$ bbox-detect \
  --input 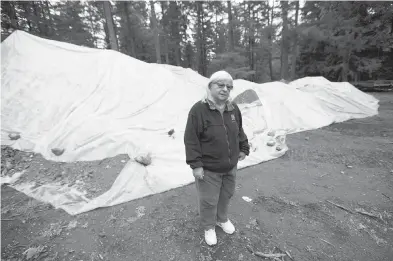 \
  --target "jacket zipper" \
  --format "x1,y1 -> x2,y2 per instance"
220,111 -> 231,165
